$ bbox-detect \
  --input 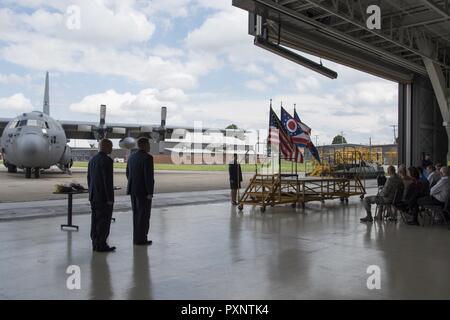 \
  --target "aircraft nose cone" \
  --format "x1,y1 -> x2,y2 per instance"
17,134 -> 47,166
